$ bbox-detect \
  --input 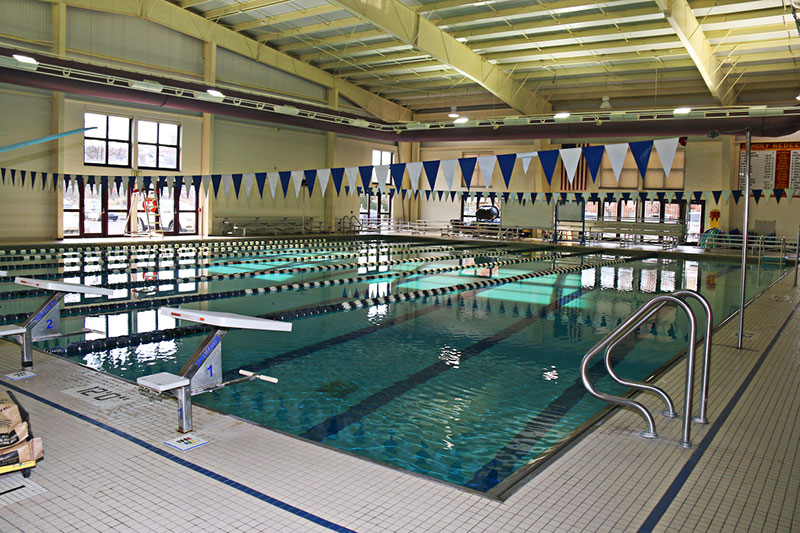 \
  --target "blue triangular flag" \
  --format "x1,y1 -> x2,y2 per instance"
41,172 -> 48,190
559,192 -> 568,203
231,173 -> 243,198
582,145 -> 605,182
10,169 -> 16,185
574,192 -> 583,203
423,160 -> 440,190
674,191 -> 684,203
606,192 -> 616,203
279,171 -> 291,198
86,175 -> 95,192
773,188 -> 784,203
158,176 -> 168,194
458,157 -> 477,190
357,187 -> 363,196
516,192 -> 525,203
731,190 -> 742,204
693,191 -> 703,203
304,170 -> 316,196
425,190 -> 431,200
544,192 -> 553,204
475,191 -> 483,202
0,168 -> 4,183
502,192 -> 510,203
656,191 -> 666,202
142,175 -> 151,193
591,192 -> 600,202
254,173 -> 266,197
331,168 -> 345,196
712,190 -> 722,204
496,153 -> 516,188
30,171 -> 36,188
530,192 -> 537,203
175,176 -> 183,198
437,190 -> 444,201
358,166 -> 373,192
752,189 -> 762,203
192,175 -> 202,194
538,149 -> 559,185
401,189 -> 407,199
390,163 -> 406,191
638,191 -> 648,203
629,140 -> 654,180
211,174 -> 222,197
621,192 -> 631,202
450,191 -> 457,202
100,175 -> 107,193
